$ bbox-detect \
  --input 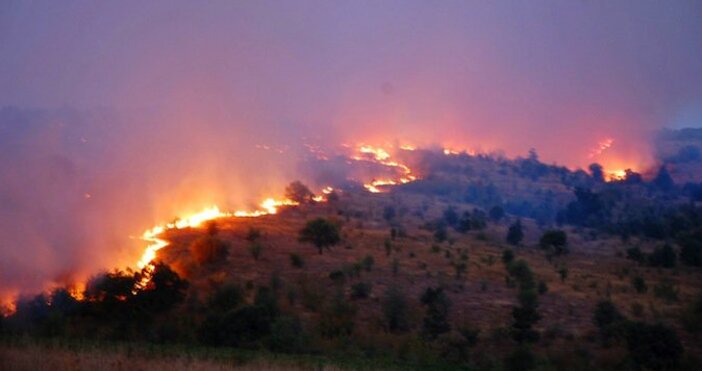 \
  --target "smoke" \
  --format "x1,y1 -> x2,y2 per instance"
1,1 -> 701,297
